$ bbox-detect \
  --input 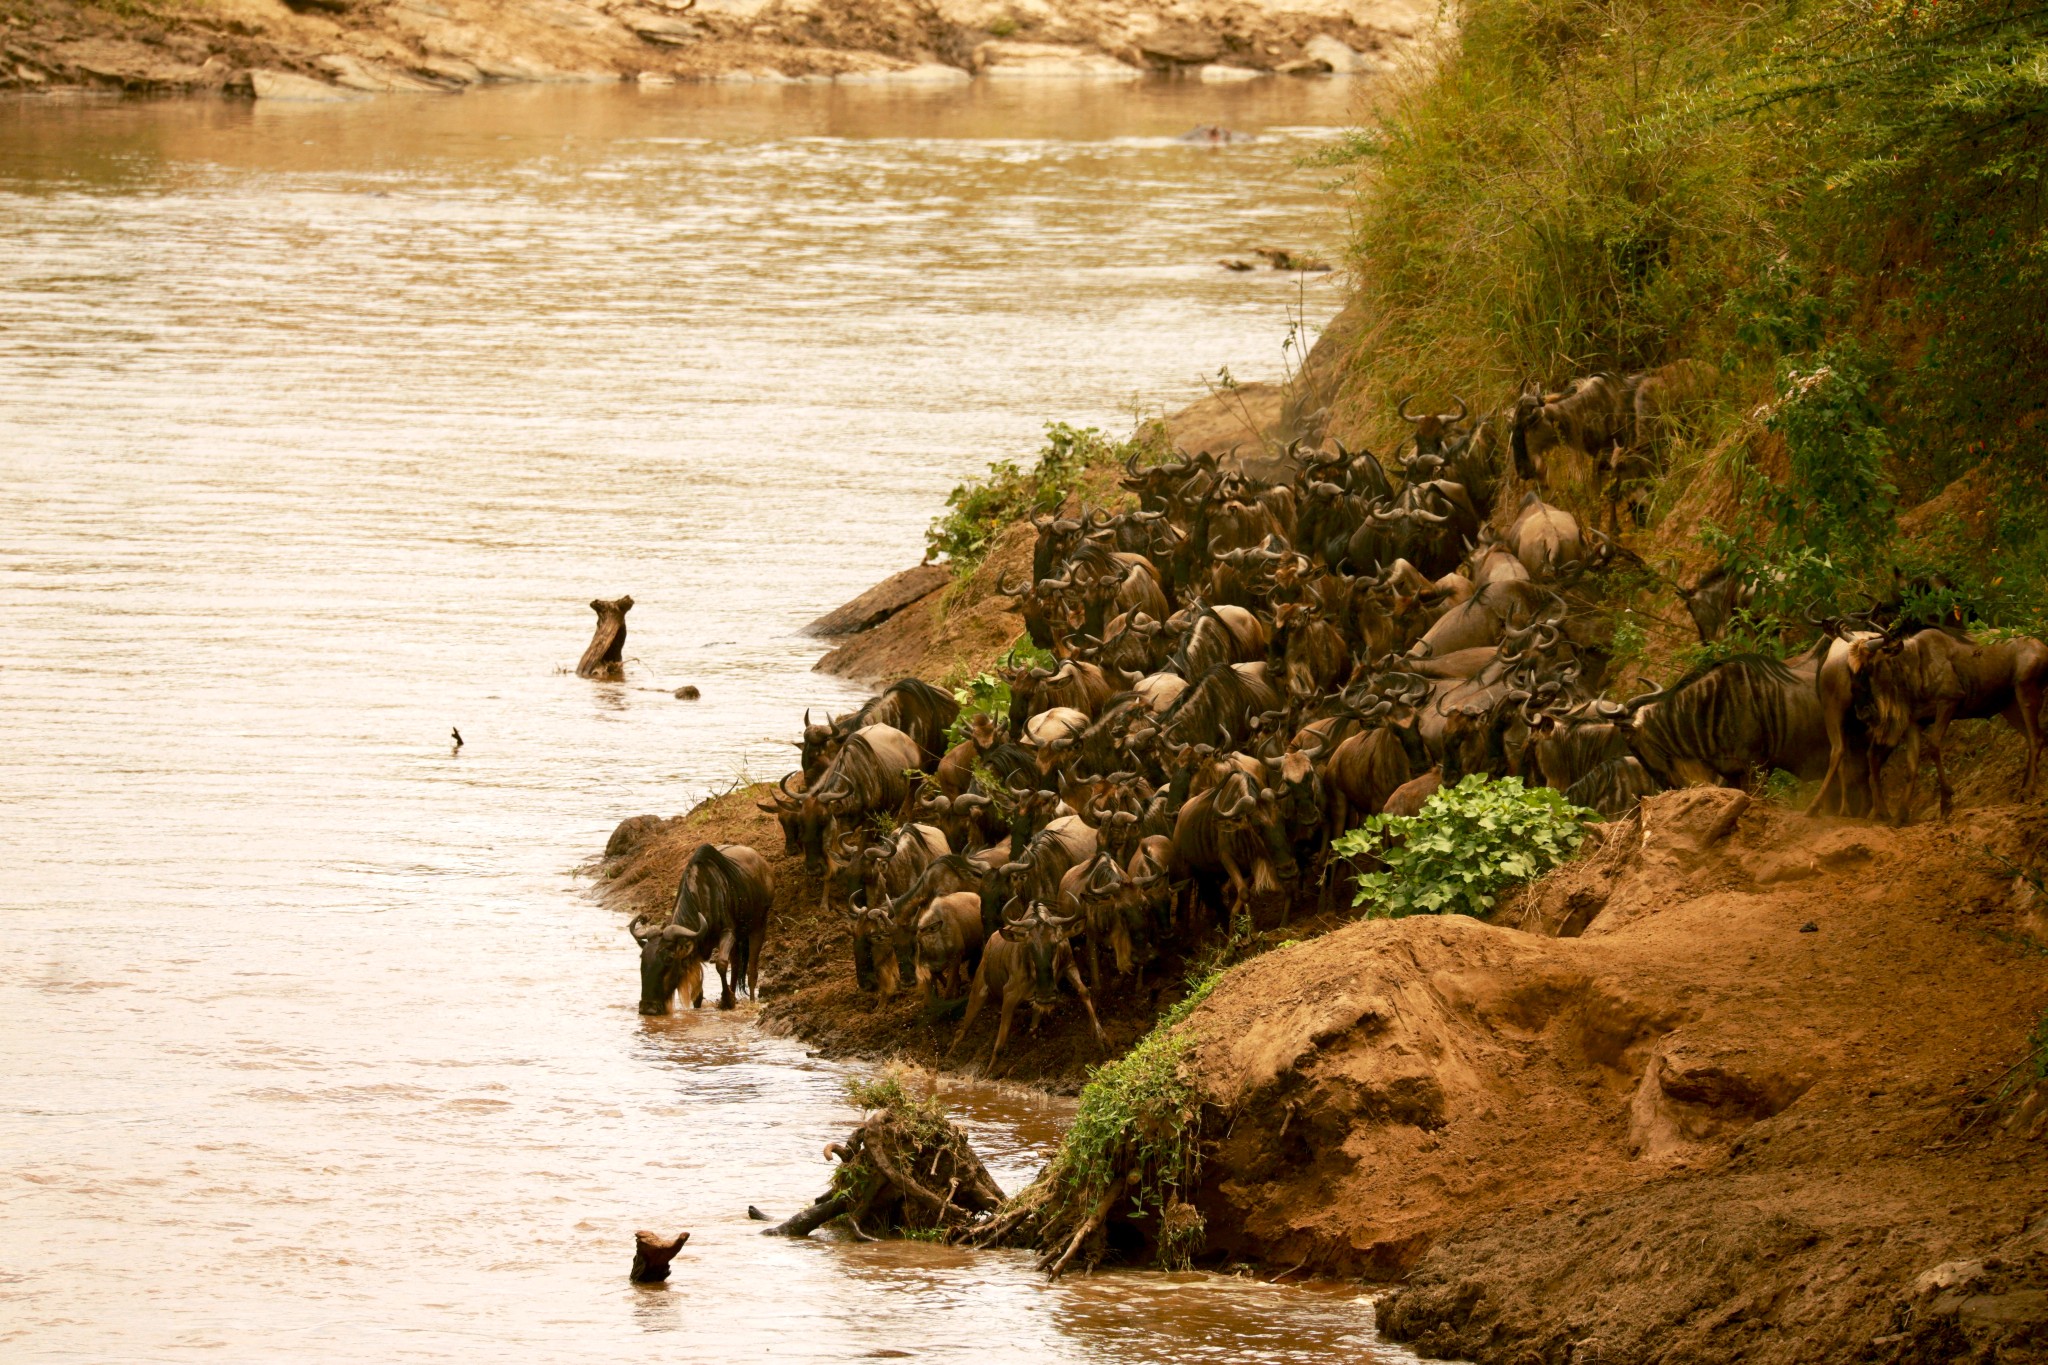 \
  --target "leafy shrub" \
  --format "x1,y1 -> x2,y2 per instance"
944,641 -> 1054,747
1048,970 -> 1223,1269
924,422 -> 1166,573
1334,775 -> 1594,919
